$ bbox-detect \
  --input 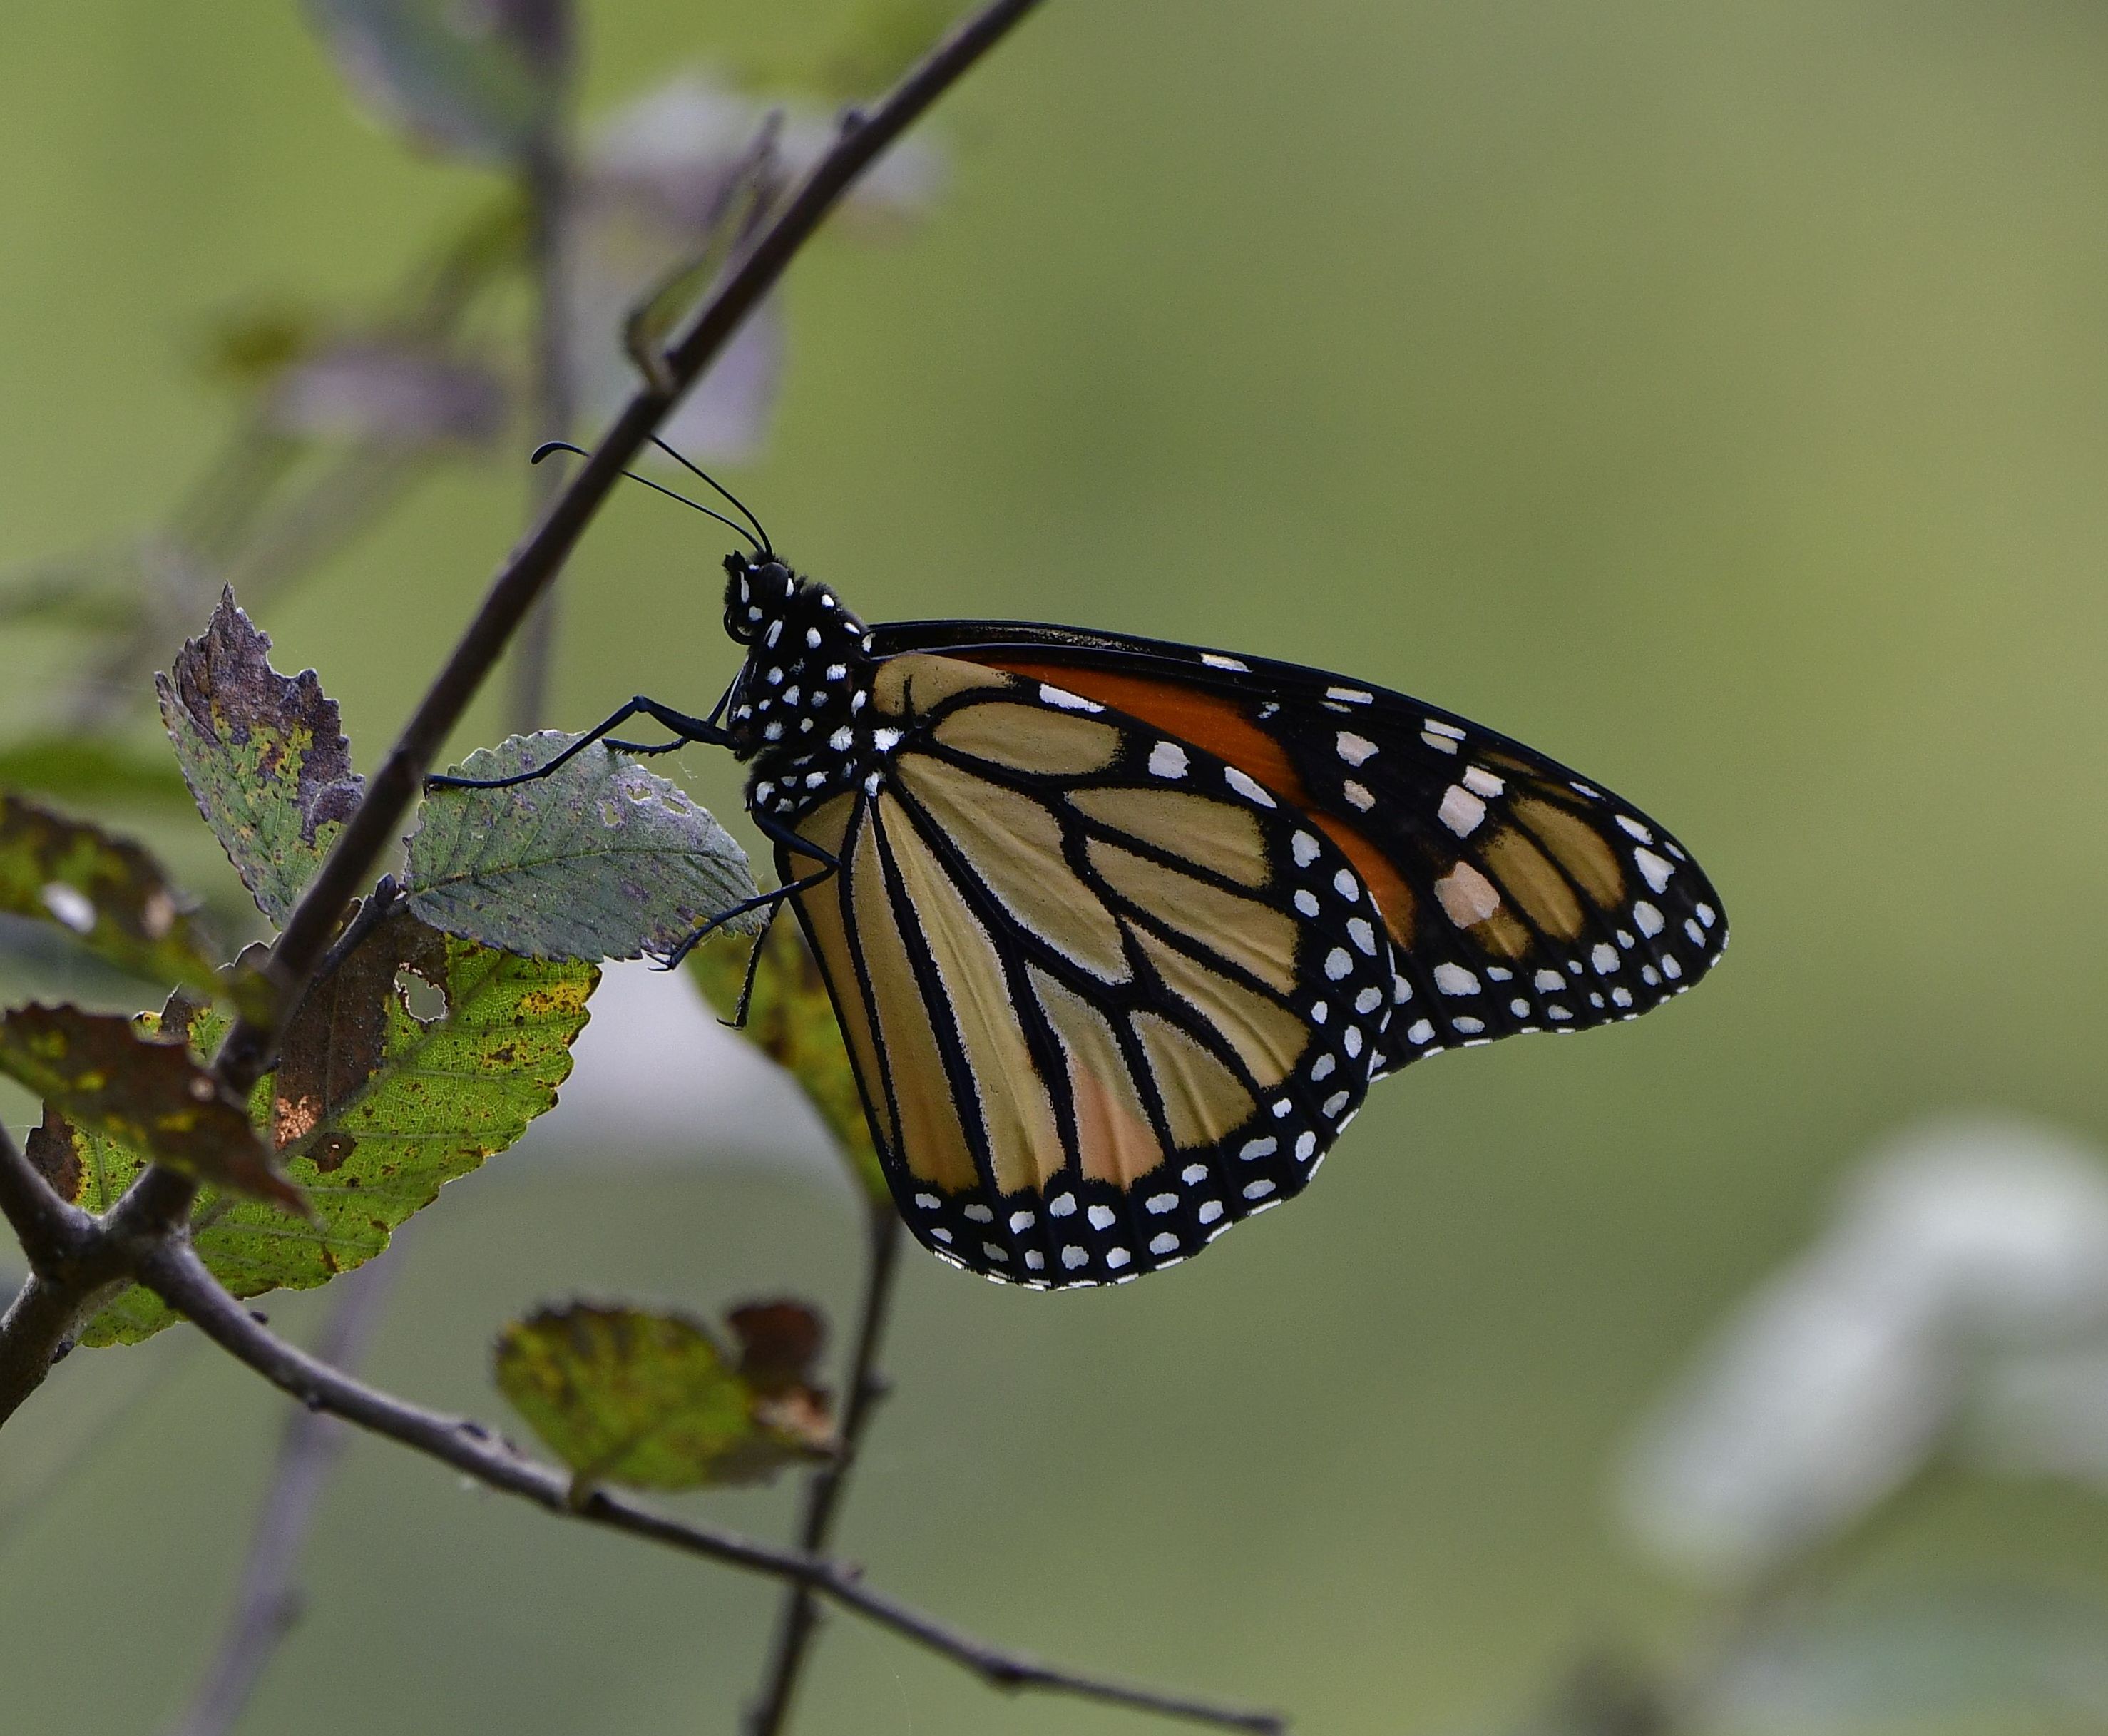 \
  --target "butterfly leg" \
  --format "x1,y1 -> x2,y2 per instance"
424,695 -> 730,792
657,807 -> 843,978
